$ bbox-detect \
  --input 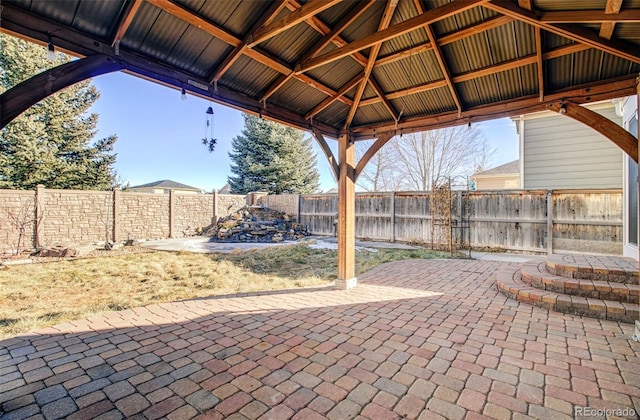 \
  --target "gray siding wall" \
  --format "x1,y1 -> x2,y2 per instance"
523,105 -> 623,189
